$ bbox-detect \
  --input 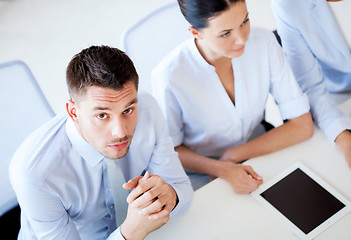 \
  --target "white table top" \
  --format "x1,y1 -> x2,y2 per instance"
148,97 -> 351,240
